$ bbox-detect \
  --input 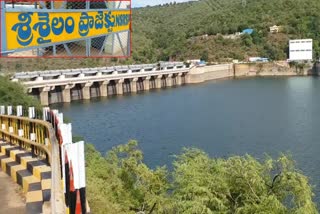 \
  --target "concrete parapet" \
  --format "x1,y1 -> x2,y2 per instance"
82,82 -> 93,100
155,75 -> 162,89
62,88 -> 70,103
58,75 -> 65,80
186,64 -> 234,84
176,73 -> 182,85
99,81 -> 109,97
61,84 -> 75,103
62,89 -> 70,103
144,77 -> 150,91
64,83 -> 75,90
36,76 -> 44,81
117,79 -> 124,95
131,78 -> 138,93
40,86 -> 51,106
167,74 -> 173,87
82,87 -> 90,100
